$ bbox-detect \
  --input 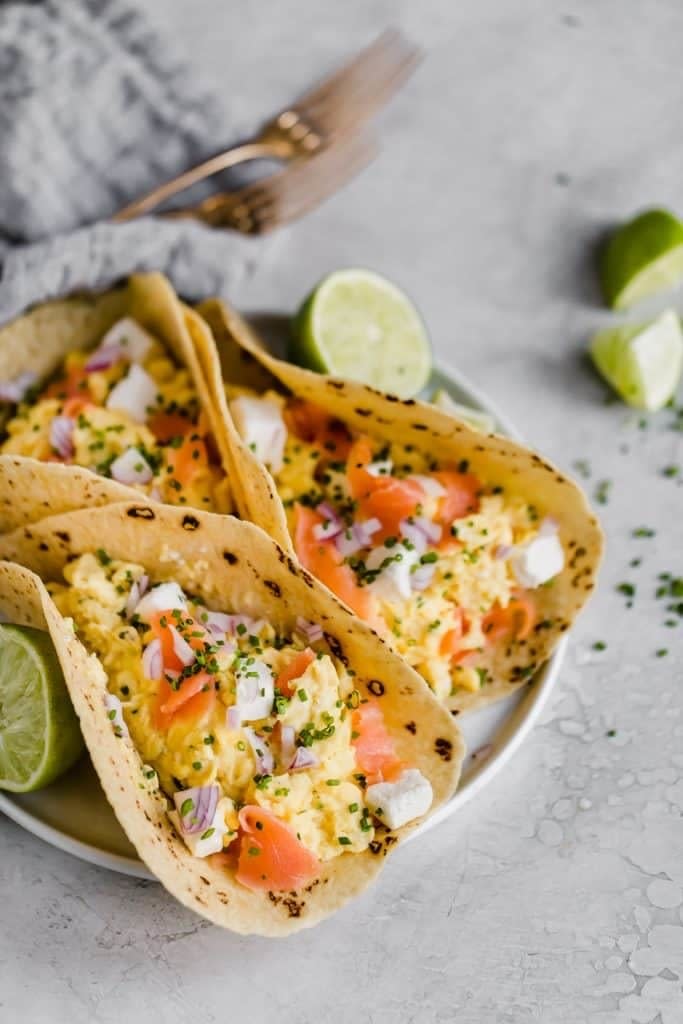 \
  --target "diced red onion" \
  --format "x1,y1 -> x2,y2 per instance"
170,625 -> 196,667
227,705 -> 242,730
226,614 -> 265,637
244,727 -> 274,774
411,563 -> 436,592
400,515 -> 441,552
289,747 -> 319,772
399,519 -> 428,553
313,502 -> 344,541
200,610 -> 233,636
85,345 -> 124,372
335,517 -> 383,558
408,474 -> 445,498
279,725 -> 296,765
141,637 -> 163,680
413,515 -> 442,544
49,416 -> 75,459
110,447 -> 154,486
539,517 -> 559,537
295,616 -> 324,644
173,784 -> 219,834
495,544 -> 514,560
0,371 -> 37,403
125,574 -> 149,619
366,459 -> 393,477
